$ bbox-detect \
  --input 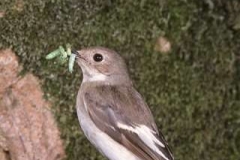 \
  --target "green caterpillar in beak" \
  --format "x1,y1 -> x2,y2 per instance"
46,44 -> 76,73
